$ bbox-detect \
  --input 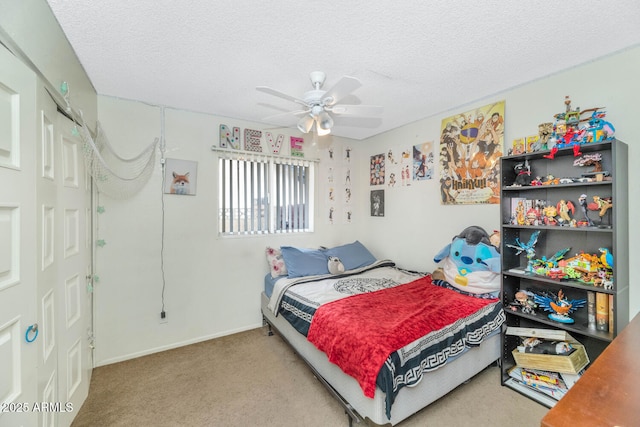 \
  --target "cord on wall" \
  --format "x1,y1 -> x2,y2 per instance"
159,107 -> 167,320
